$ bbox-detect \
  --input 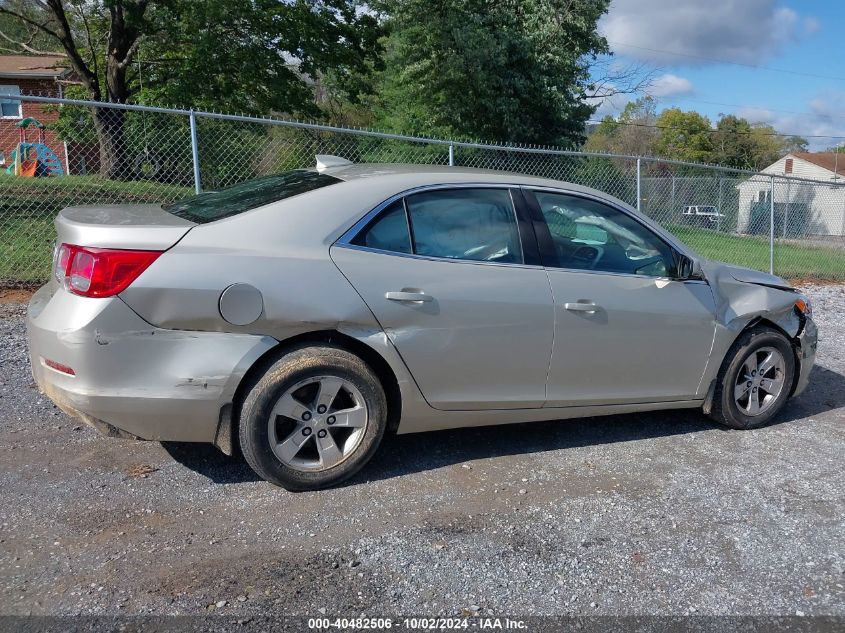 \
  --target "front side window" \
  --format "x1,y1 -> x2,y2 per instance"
406,188 -> 523,264
535,191 -> 675,277
0,85 -> 22,119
